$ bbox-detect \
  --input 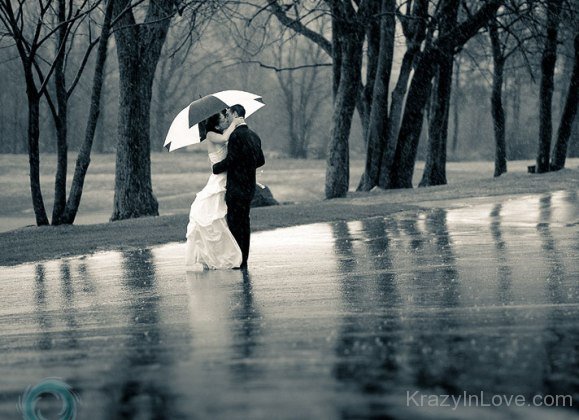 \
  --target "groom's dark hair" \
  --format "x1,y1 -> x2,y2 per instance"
229,104 -> 246,118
